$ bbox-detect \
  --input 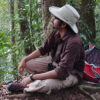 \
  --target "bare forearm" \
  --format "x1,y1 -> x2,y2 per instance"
24,49 -> 41,62
21,70 -> 58,87
33,70 -> 58,80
